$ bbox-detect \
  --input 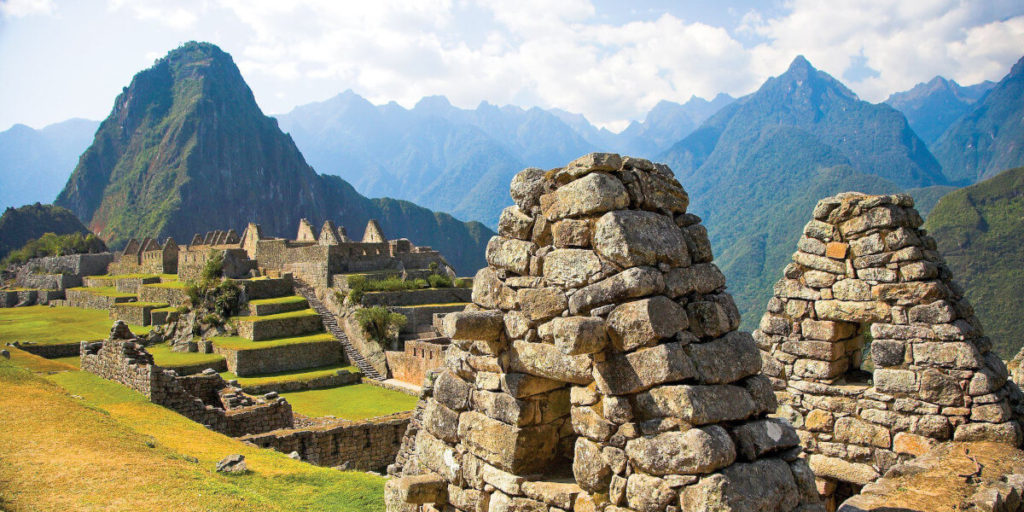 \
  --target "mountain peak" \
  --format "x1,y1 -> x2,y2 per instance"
413,95 -> 453,113
787,55 -> 814,74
